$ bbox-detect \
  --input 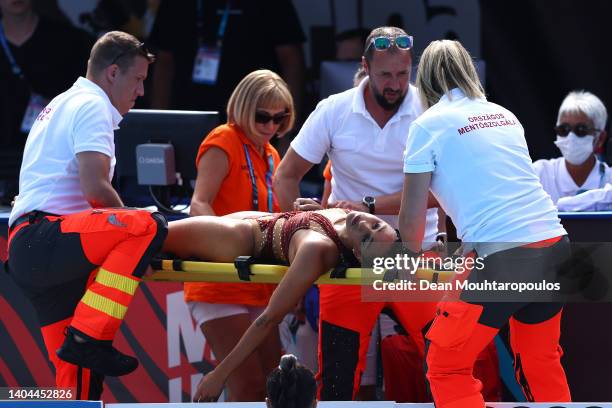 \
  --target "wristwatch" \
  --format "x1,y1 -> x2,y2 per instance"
362,196 -> 376,214
435,232 -> 448,244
